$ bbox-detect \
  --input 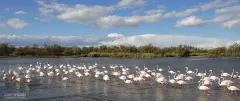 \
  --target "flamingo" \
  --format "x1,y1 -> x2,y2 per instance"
185,76 -> 194,83
202,80 -> 212,86
25,74 -> 31,79
185,67 -> 194,75
221,70 -> 231,78
2,73 -> 7,80
119,75 -> 127,81
175,71 -> 185,81
168,66 -> 175,74
103,74 -> 110,82
128,74 -> 134,79
62,76 -> 69,81
26,78 -> 31,83
15,77 -> 21,82
177,80 -> 187,87
227,83 -> 239,94
84,71 -> 90,76
209,70 -> 219,81
195,69 -> 204,77
168,76 -> 177,87
76,72 -> 83,78
232,72 -> 238,79
47,71 -> 54,78
125,79 -> 133,84
156,76 -> 167,87
218,77 -> 228,87
219,77 -> 234,87
198,79 -> 210,94
156,65 -> 163,72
